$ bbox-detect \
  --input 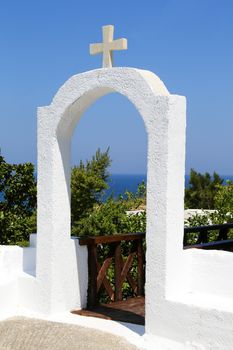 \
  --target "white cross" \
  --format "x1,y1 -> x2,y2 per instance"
90,25 -> 127,68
